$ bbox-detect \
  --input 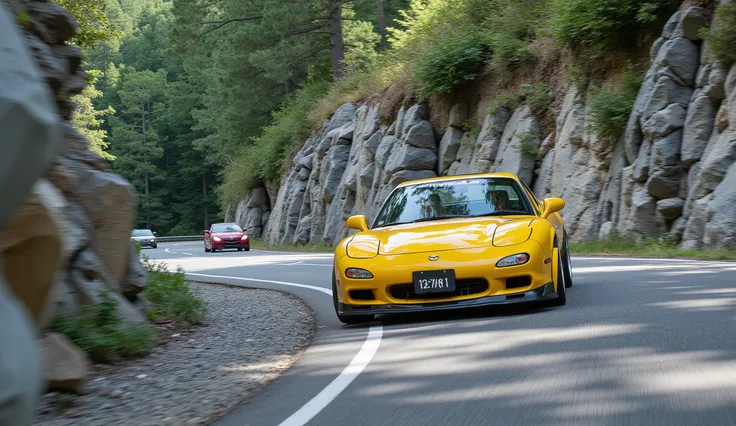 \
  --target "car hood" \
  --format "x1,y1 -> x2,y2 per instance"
346,216 -> 535,257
